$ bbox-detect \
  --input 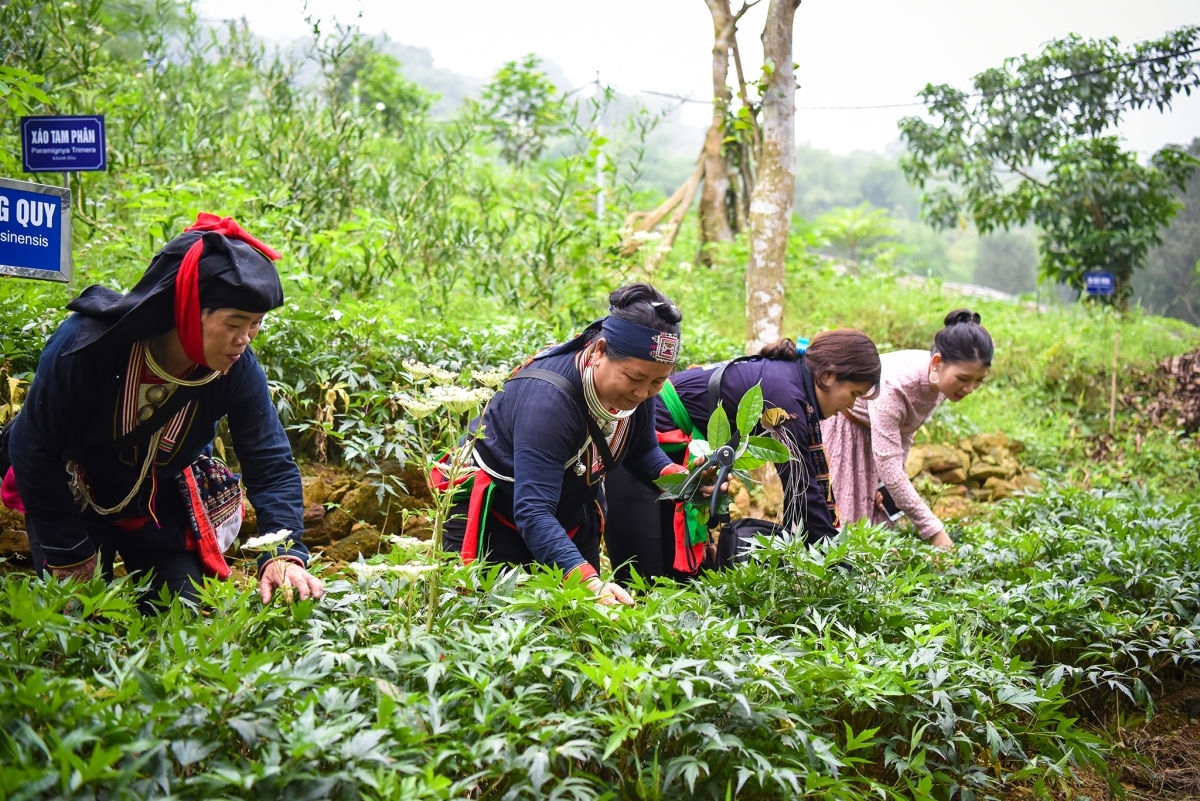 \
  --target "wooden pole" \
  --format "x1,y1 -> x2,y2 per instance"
1109,332 -> 1120,437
